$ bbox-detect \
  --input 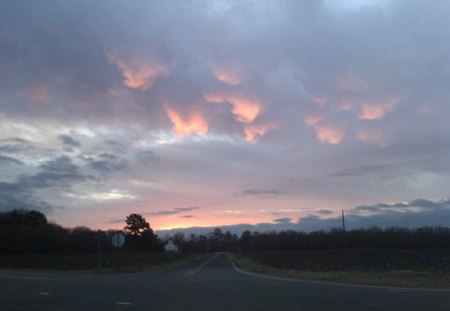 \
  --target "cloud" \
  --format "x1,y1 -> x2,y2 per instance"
164,104 -> 208,137
240,189 -> 284,196
0,138 -> 33,153
358,98 -> 400,120
212,63 -> 244,85
84,153 -> 128,173
316,209 -> 334,215
354,198 -> 450,213
330,164 -> 389,177
203,93 -> 261,123
244,123 -> 277,143
146,206 -> 199,216
273,217 -> 293,224
179,215 -> 195,219
107,53 -> 169,91
20,156 -> 92,189
0,154 -> 23,165
58,134 -> 81,147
